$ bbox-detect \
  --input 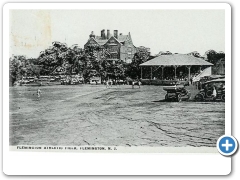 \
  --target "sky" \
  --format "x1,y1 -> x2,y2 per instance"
10,9 -> 225,58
